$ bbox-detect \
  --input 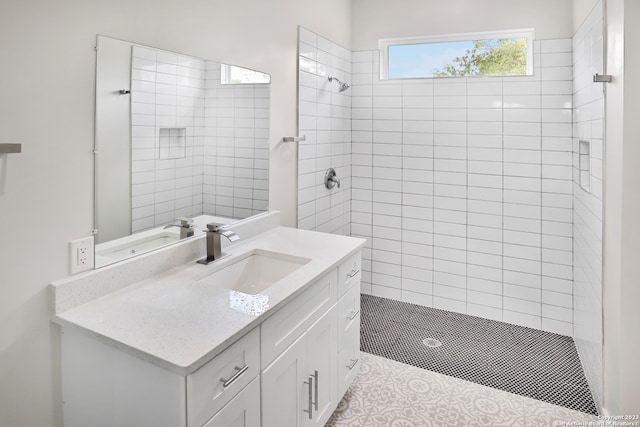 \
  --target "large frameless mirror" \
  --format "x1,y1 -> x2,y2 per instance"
94,35 -> 270,268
